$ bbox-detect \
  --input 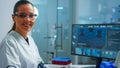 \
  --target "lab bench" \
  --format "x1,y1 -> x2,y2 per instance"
45,64 -> 96,68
